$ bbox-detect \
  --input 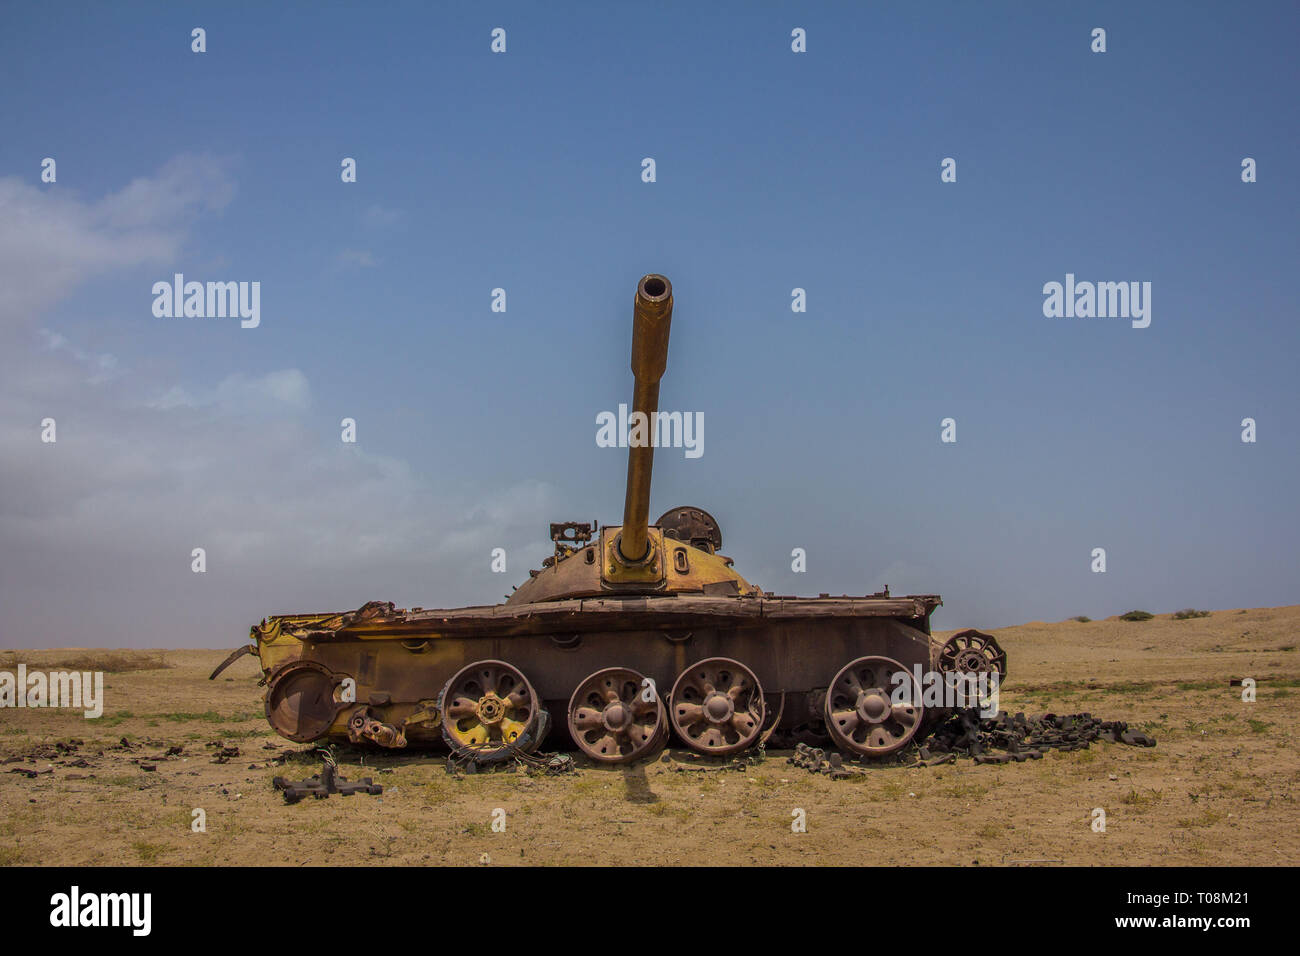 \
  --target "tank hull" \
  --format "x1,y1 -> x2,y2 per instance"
252,593 -> 943,751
